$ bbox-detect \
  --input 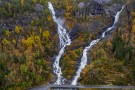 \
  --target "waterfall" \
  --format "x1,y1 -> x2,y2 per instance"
48,2 -> 71,85
71,5 -> 125,85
